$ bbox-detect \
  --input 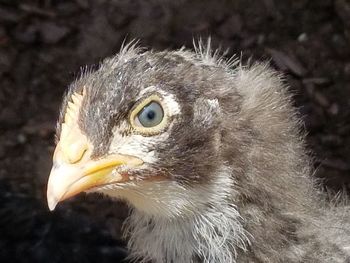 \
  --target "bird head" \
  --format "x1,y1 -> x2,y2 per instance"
47,44 -> 242,218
